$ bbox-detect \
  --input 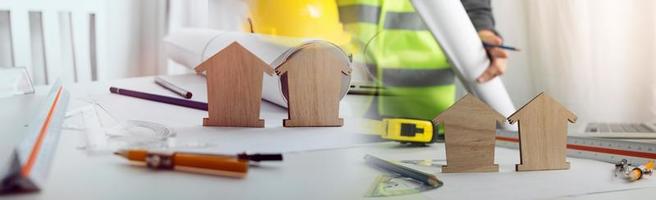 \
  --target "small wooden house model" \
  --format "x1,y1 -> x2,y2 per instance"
195,42 -> 274,127
433,94 -> 504,173
275,42 -> 351,127
509,92 -> 577,171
